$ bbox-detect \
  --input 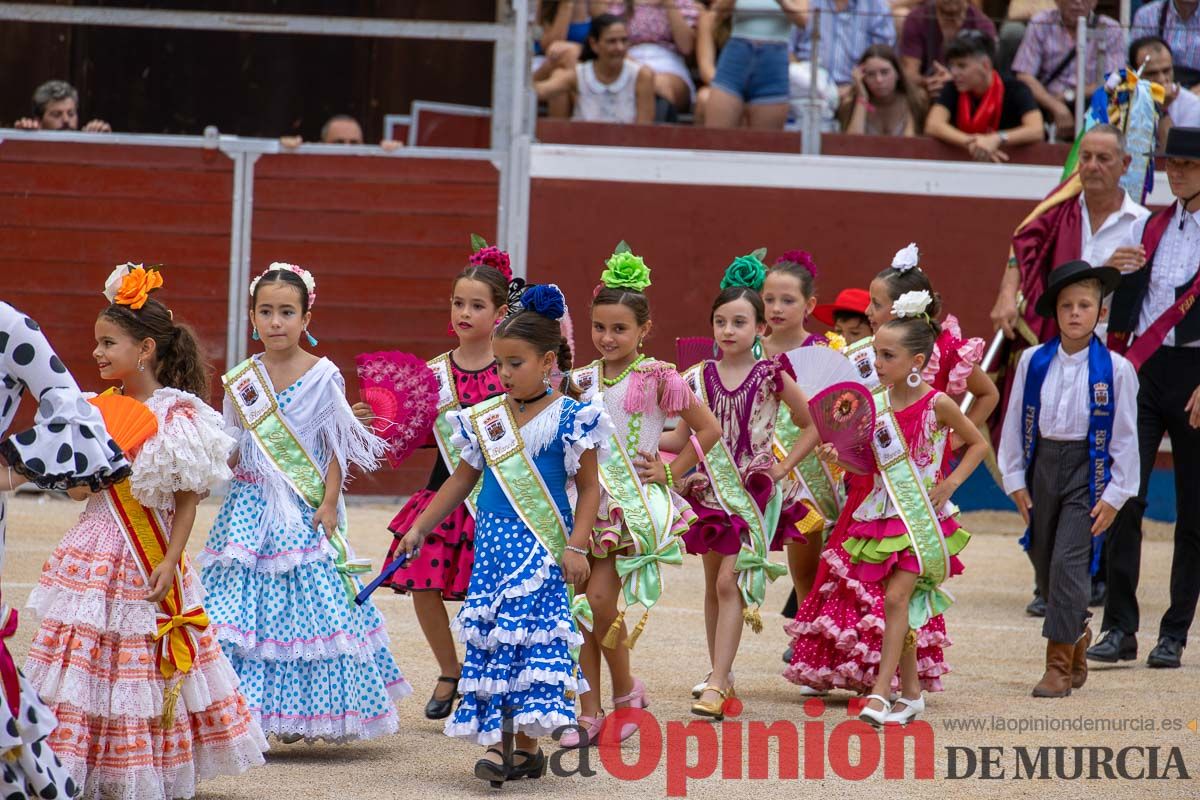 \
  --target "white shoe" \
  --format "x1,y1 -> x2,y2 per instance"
884,694 -> 925,725
692,671 -> 733,699
798,685 -> 828,697
858,694 -> 891,727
